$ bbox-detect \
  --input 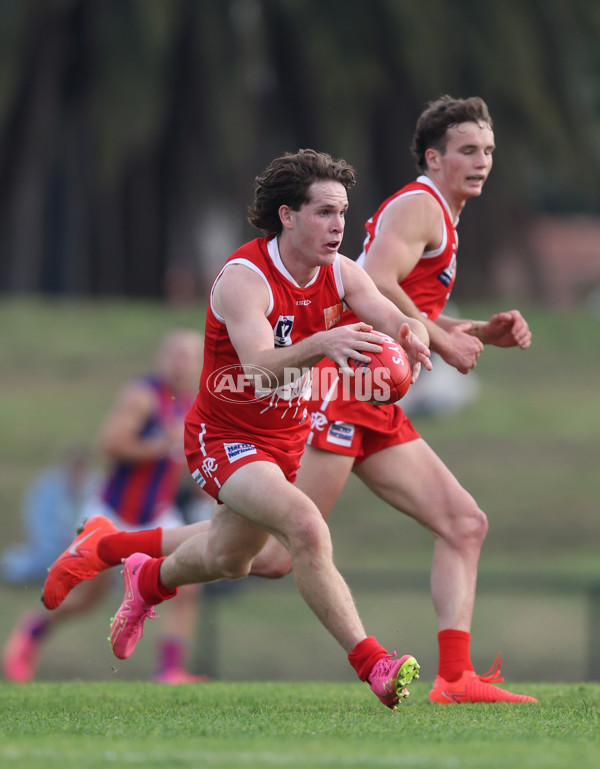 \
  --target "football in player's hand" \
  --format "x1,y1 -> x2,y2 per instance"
341,331 -> 411,404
